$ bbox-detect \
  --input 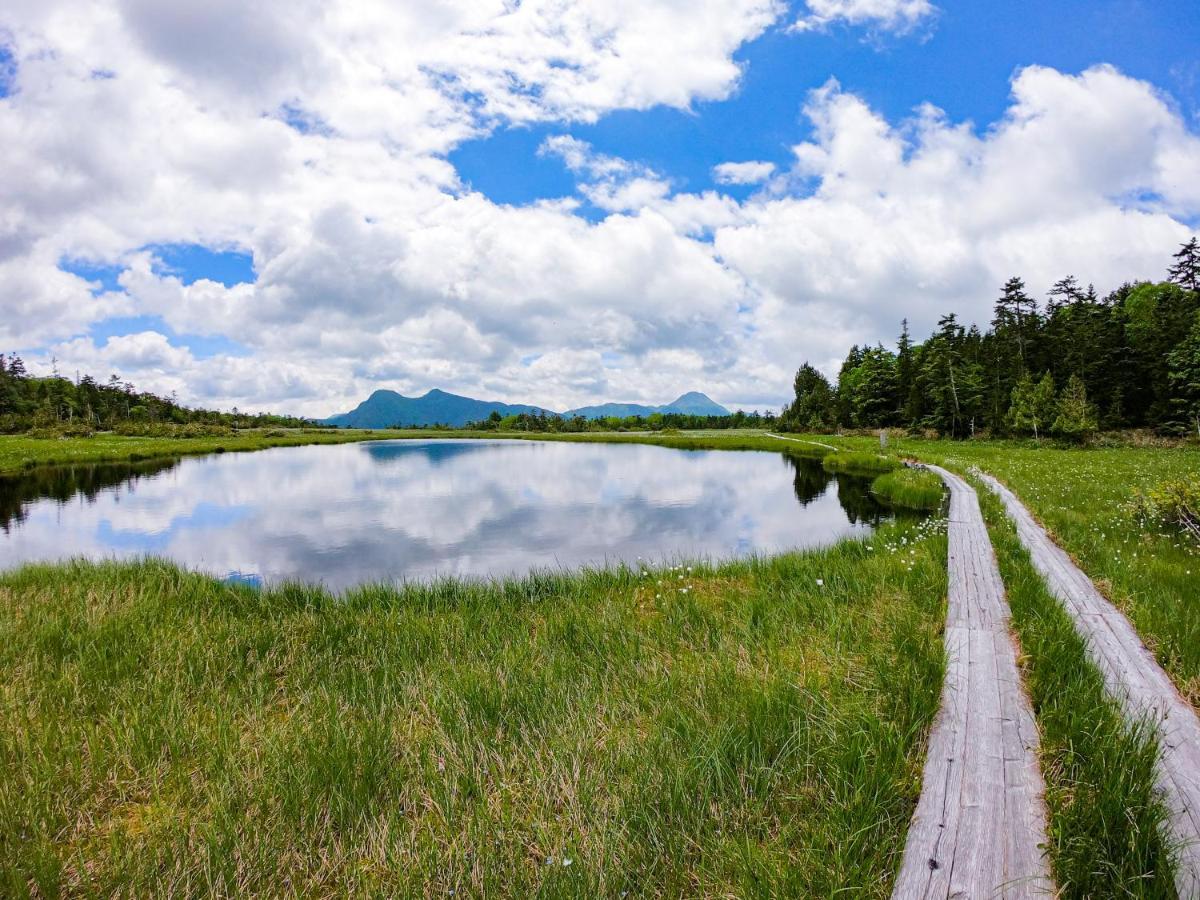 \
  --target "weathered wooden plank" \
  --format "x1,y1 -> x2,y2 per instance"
980,472 -> 1200,899
893,466 -> 1052,898
893,625 -> 971,899
949,626 -> 1006,896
